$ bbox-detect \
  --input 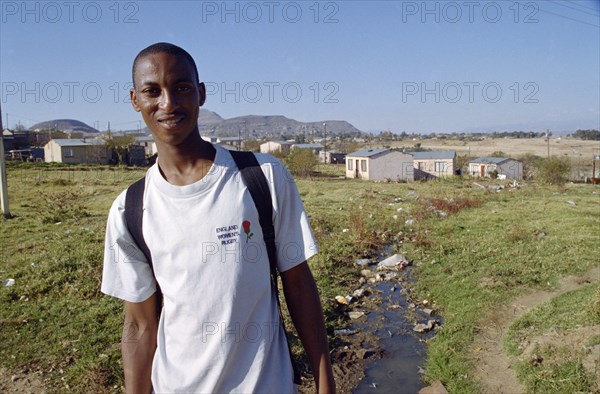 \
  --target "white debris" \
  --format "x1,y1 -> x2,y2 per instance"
349,311 -> 365,319
3,278 -> 15,287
